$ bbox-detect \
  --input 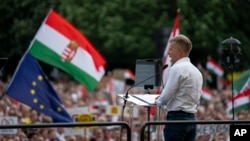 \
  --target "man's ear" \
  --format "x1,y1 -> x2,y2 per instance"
178,47 -> 183,54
